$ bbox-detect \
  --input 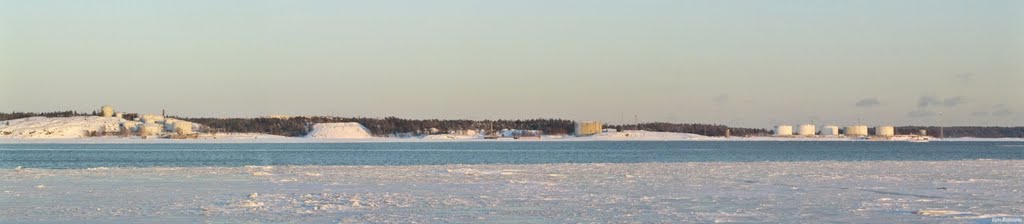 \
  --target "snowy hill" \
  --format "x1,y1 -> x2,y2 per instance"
305,123 -> 374,139
0,116 -> 126,139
